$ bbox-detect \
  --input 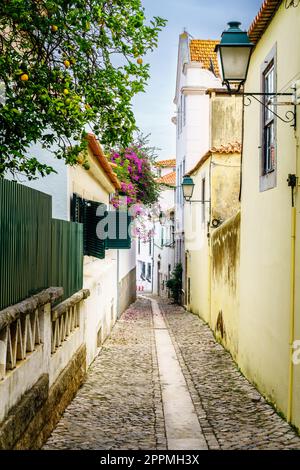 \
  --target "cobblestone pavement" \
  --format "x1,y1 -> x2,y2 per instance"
44,298 -> 166,450
159,299 -> 300,450
44,296 -> 300,450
